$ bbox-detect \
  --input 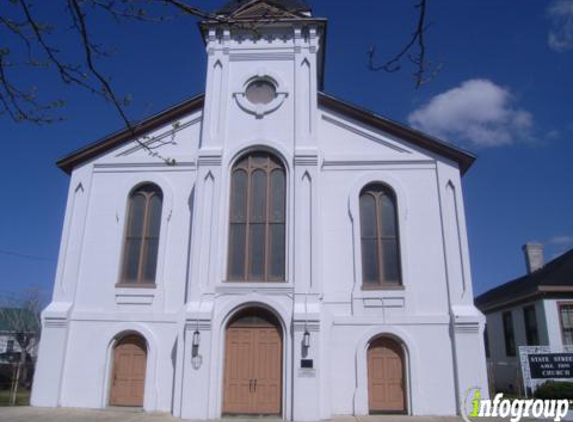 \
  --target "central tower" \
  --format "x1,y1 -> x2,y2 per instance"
199,0 -> 326,151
